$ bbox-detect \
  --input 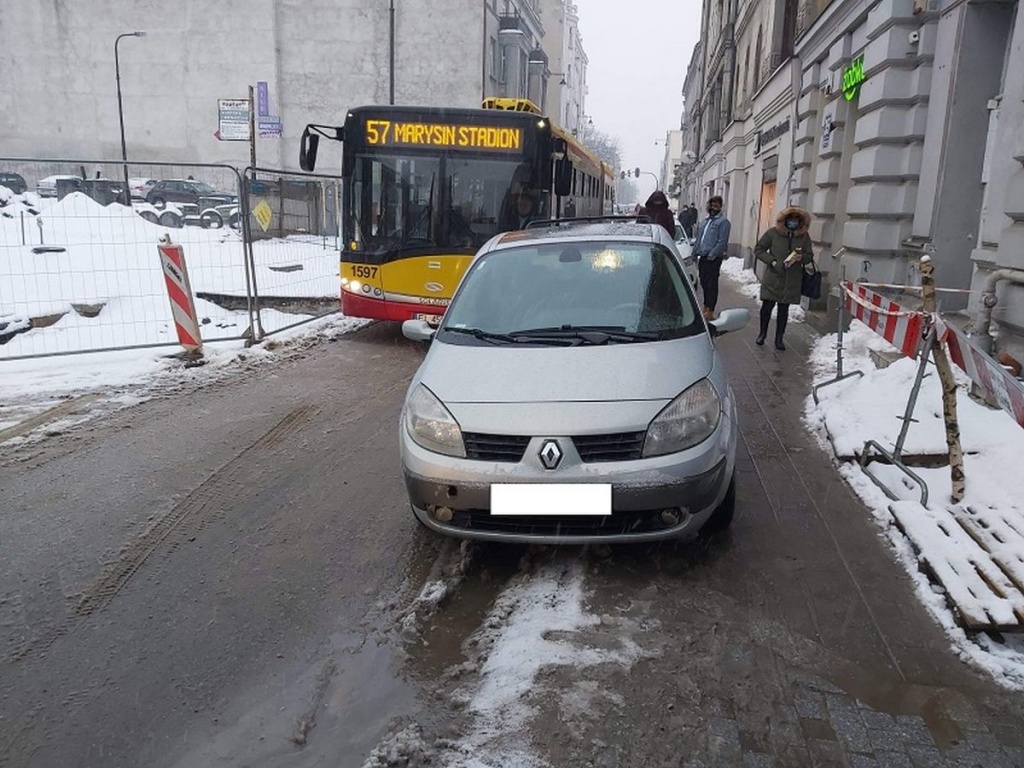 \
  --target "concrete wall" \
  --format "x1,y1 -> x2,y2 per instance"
1,0 -> 496,174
